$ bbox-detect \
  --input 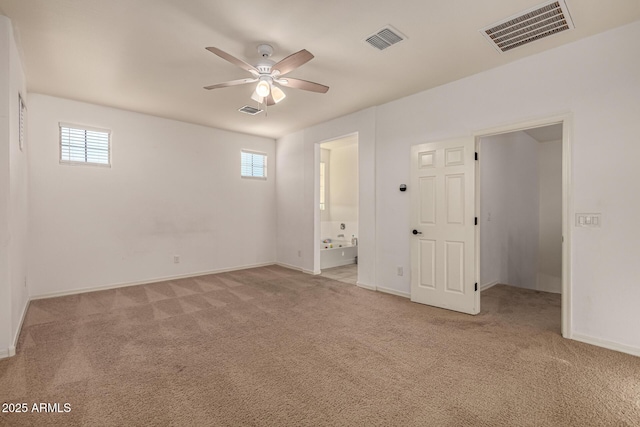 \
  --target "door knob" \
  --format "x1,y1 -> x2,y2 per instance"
412,229 -> 422,235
